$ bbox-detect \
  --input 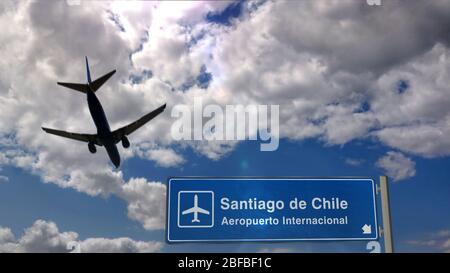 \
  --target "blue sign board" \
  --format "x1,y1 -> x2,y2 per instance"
167,178 -> 378,242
